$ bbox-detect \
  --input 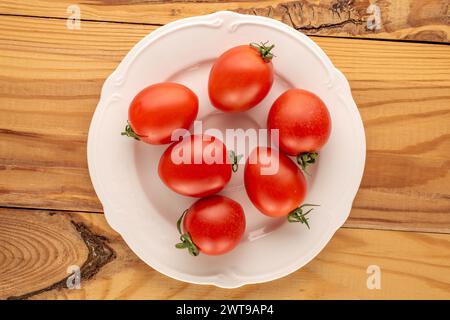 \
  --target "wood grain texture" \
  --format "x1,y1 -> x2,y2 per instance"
0,207 -> 449,300
0,15 -> 449,232
0,0 -> 449,42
